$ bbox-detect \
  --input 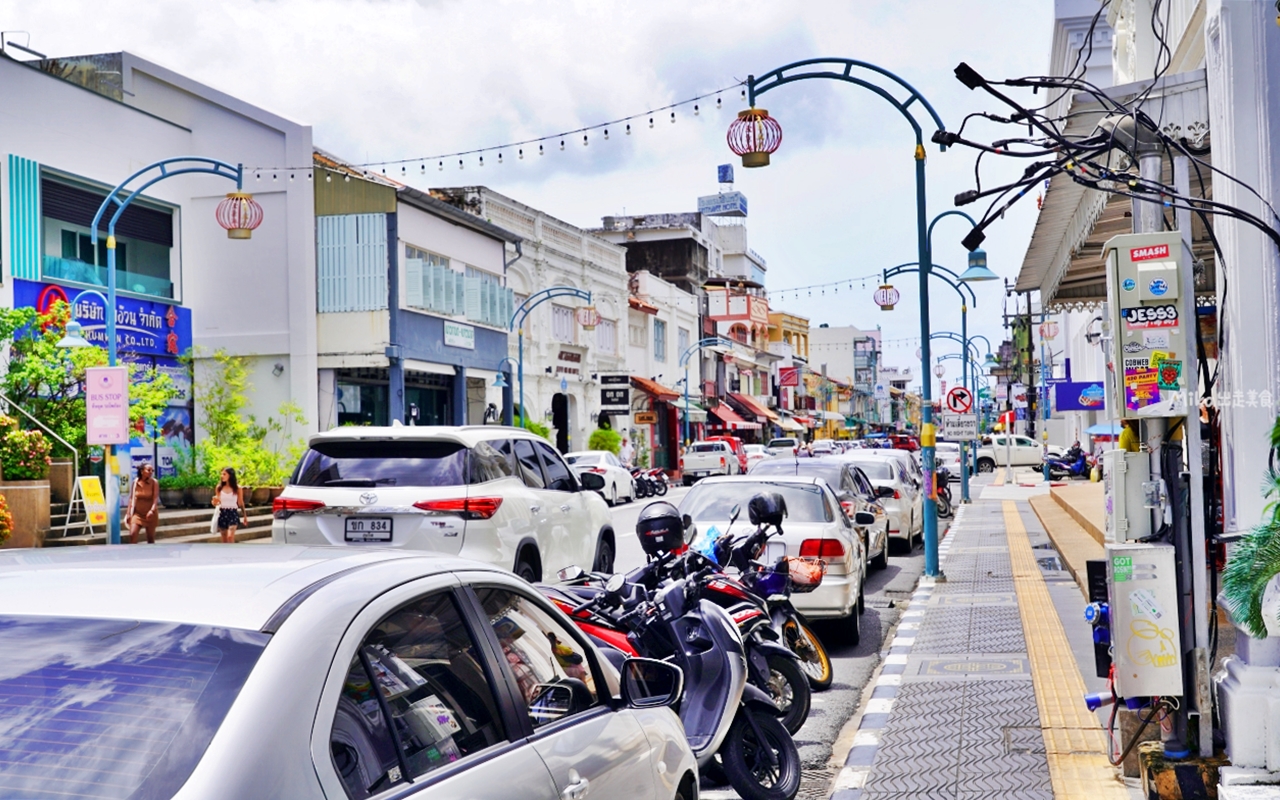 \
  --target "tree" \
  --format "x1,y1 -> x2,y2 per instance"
0,302 -> 176,464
